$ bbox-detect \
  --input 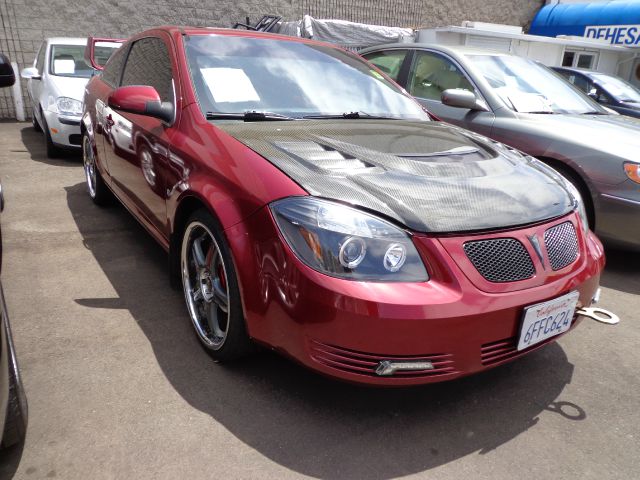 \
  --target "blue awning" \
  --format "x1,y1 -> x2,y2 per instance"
530,1 -> 640,46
